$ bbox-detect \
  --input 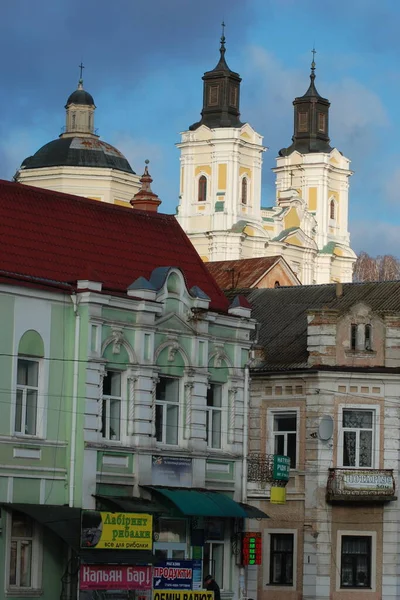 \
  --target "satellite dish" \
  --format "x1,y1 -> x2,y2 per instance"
318,415 -> 334,441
